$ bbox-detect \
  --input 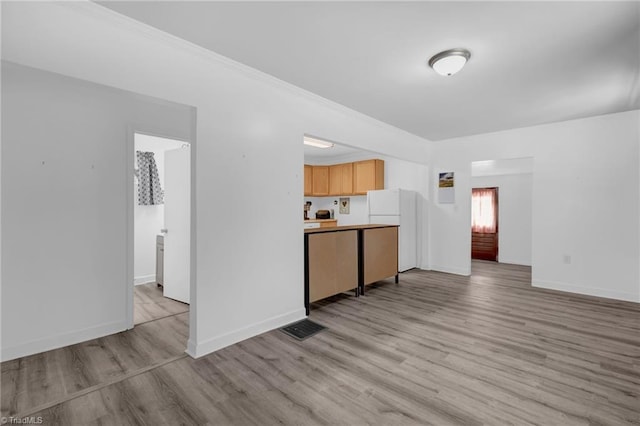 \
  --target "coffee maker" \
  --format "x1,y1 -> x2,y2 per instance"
304,201 -> 312,220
